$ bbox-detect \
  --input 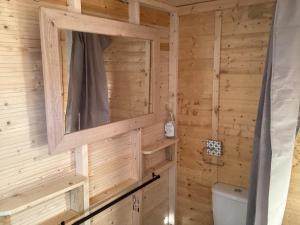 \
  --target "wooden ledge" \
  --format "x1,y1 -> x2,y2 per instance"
0,175 -> 86,216
142,138 -> 178,155
144,160 -> 175,178
40,209 -> 80,225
